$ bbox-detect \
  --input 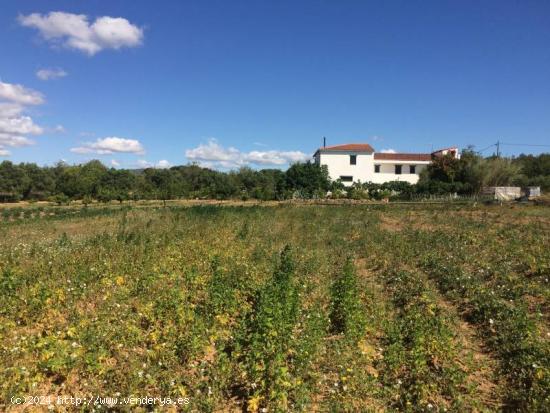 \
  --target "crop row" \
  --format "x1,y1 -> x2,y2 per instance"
368,213 -> 550,410
379,266 -> 475,411
0,205 -> 132,223
419,253 -> 549,409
